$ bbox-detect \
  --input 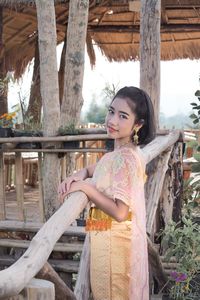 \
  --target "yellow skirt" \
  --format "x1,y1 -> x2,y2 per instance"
90,221 -> 132,300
